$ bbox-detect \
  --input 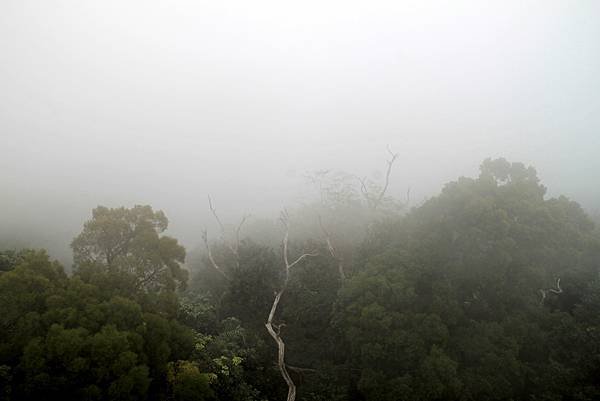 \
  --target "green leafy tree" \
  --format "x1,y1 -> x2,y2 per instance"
72,205 -> 188,293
